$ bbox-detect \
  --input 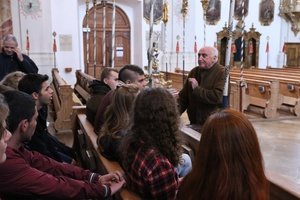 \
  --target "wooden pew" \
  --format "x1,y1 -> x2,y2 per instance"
230,80 -> 241,111
180,125 -> 201,161
72,111 -> 141,200
231,71 -> 300,117
51,68 -> 82,134
267,171 -> 300,200
74,70 -> 95,104
246,68 -> 300,78
161,71 -> 188,91
230,76 -> 279,118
